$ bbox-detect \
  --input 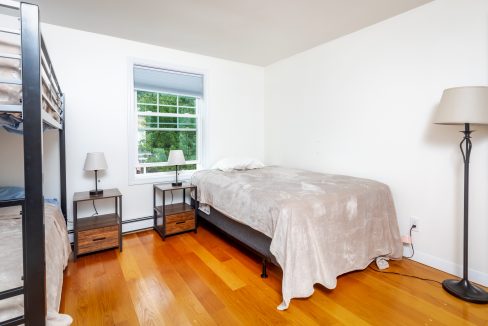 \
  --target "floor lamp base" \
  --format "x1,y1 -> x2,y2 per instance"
442,279 -> 488,304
